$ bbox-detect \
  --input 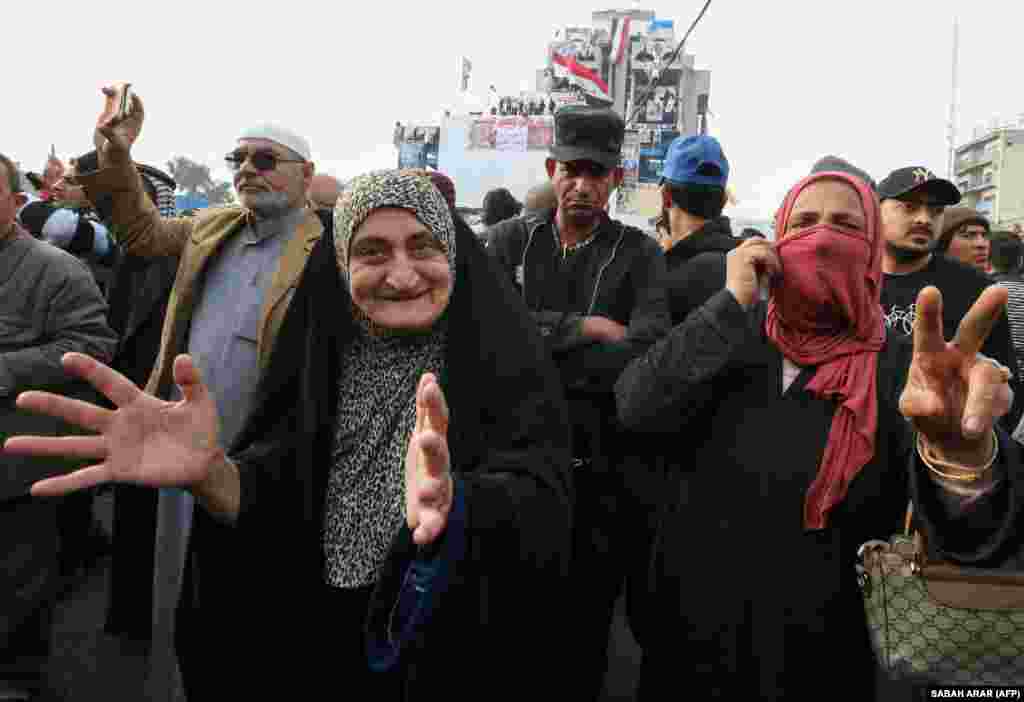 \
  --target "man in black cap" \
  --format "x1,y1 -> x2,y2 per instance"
487,105 -> 670,701
877,165 -> 1021,429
